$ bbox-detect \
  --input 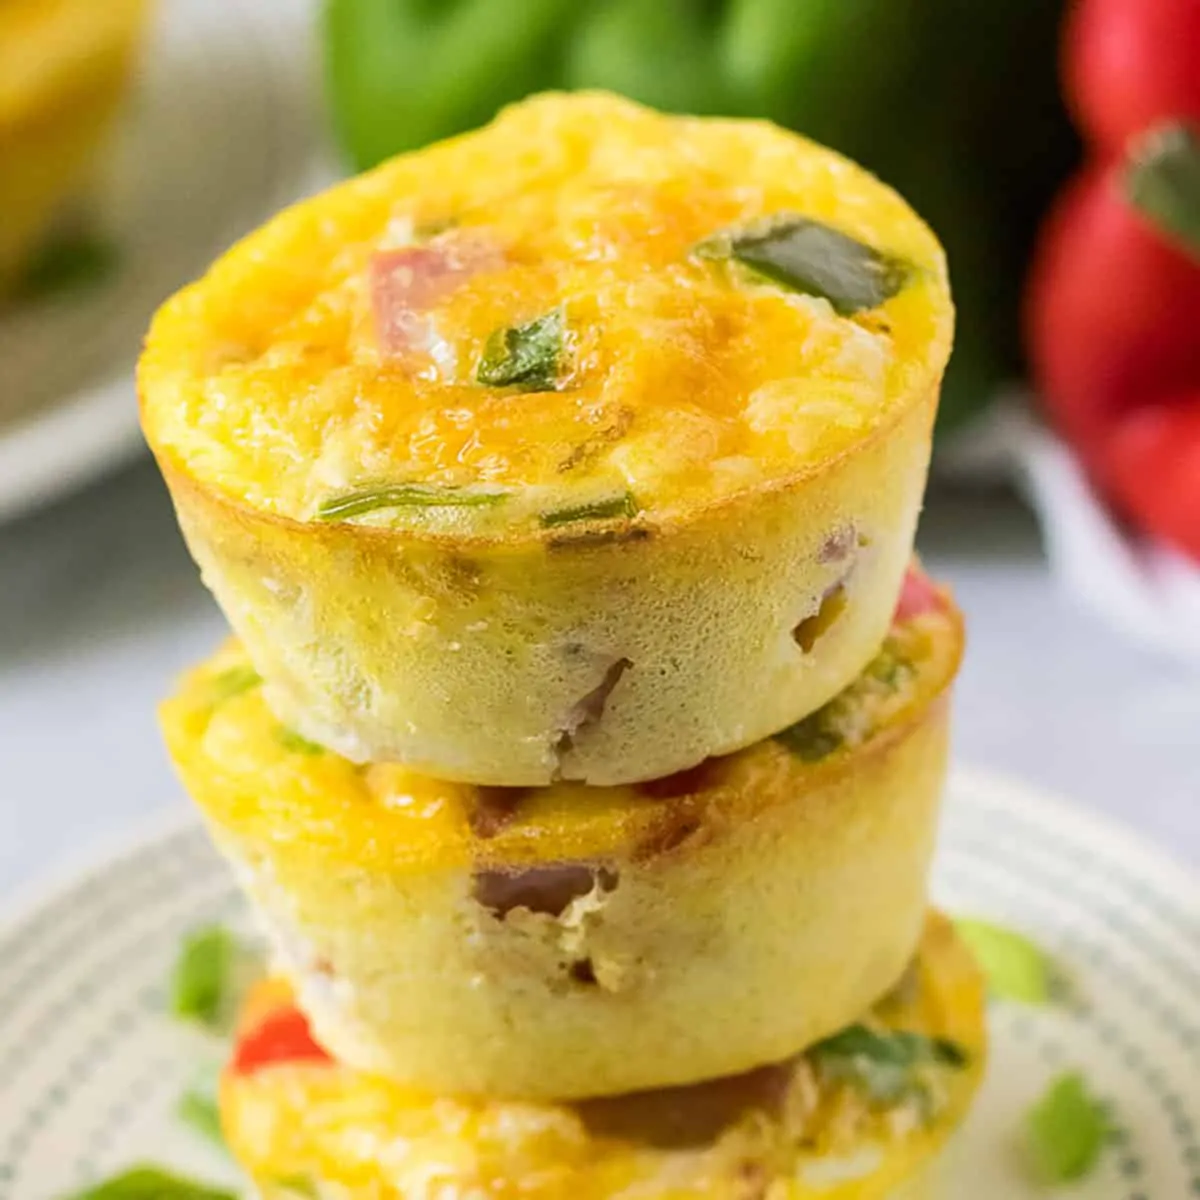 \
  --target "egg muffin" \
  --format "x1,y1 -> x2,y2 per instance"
162,568 -> 960,1100
141,91 -> 953,786
220,911 -> 984,1200
0,0 -> 148,292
